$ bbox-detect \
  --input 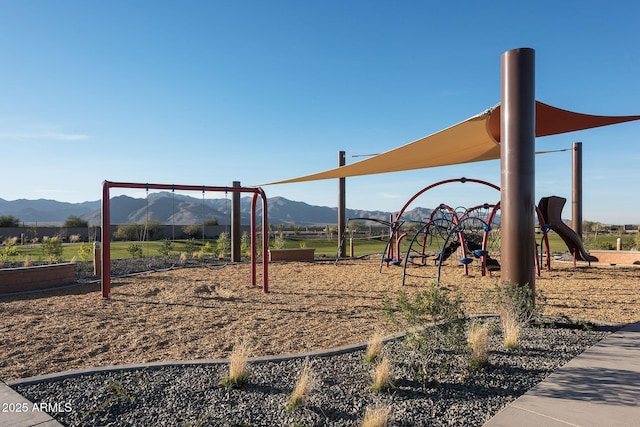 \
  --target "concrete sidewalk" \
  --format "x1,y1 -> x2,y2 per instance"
0,381 -> 63,426
484,321 -> 640,427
